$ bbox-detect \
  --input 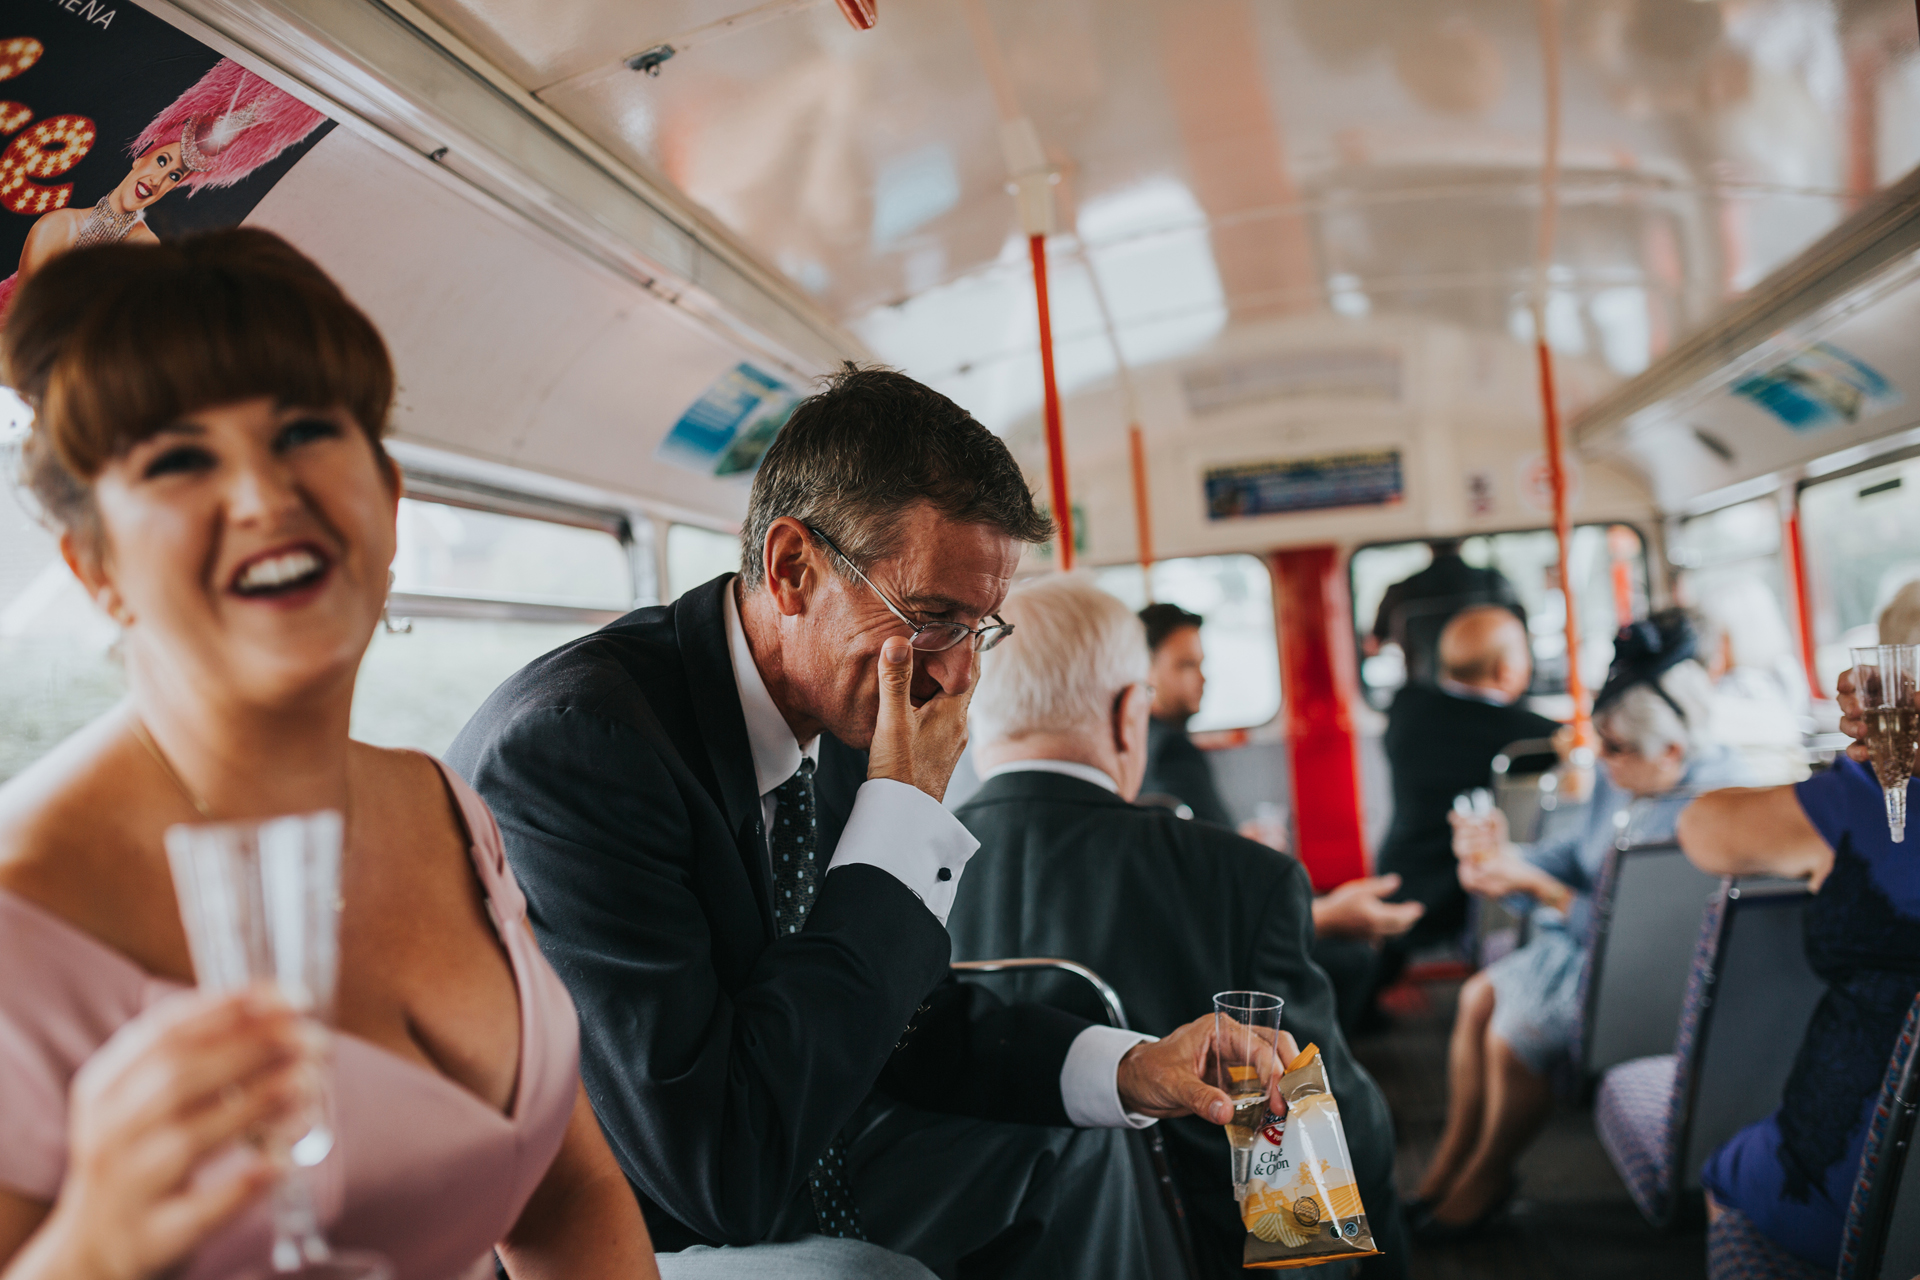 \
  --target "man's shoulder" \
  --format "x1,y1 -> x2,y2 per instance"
447,601 -> 699,768
963,778 -> 1294,878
